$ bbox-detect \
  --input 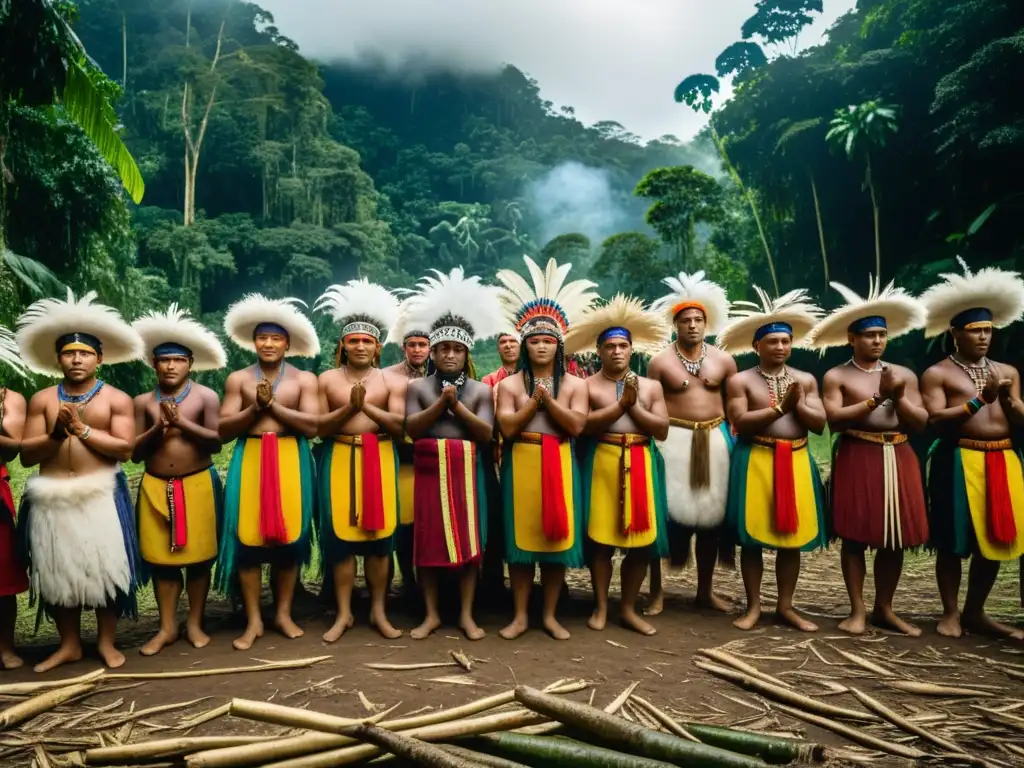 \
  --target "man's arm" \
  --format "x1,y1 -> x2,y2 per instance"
219,373 -> 258,441
452,384 -> 494,443
628,380 -> 669,441
0,389 -> 26,462
132,396 -> 165,463
79,392 -> 134,463
583,393 -> 624,436
793,374 -> 827,435
360,372 -> 406,438
19,392 -> 66,467
404,381 -> 448,439
268,373 -> 320,439
174,389 -> 223,452
995,364 -> 1024,427
495,379 -> 538,440
921,366 -> 974,429
318,373 -> 357,437
727,375 -> 785,436
893,371 -> 929,433
540,378 -> 588,438
821,369 -> 872,432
